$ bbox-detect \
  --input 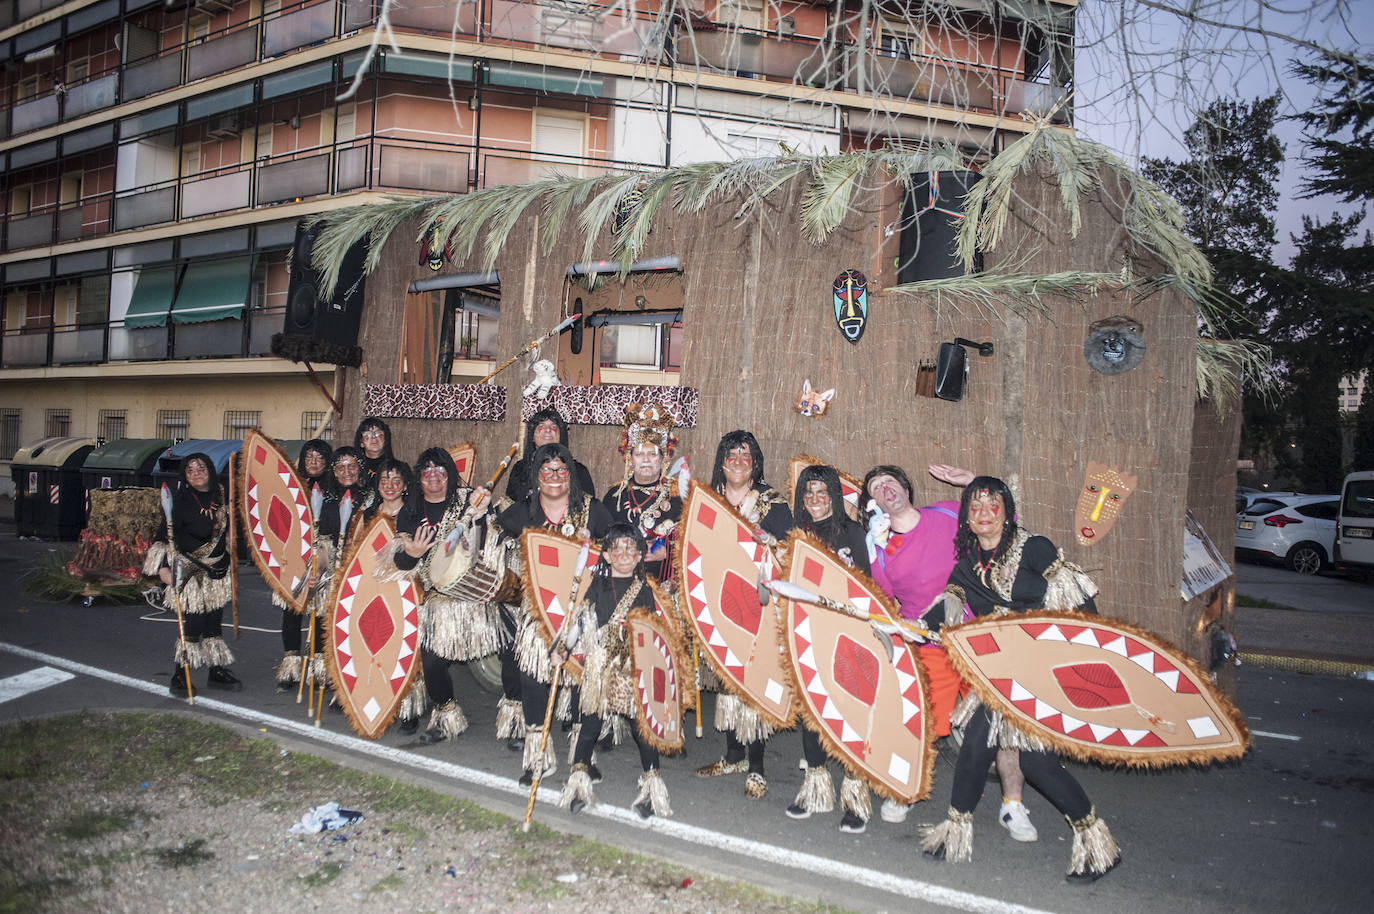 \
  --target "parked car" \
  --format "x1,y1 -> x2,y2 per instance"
1236,487 -> 1296,515
1334,471 -> 1374,573
1235,494 -> 1340,574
